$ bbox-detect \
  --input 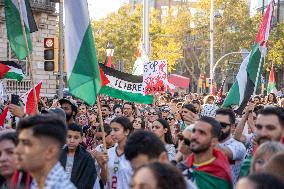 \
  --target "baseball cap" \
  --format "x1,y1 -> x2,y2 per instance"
58,98 -> 78,114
